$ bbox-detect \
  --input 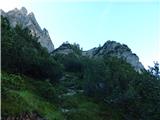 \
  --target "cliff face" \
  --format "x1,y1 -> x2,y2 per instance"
0,7 -> 144,71
83,40 -> 144,72
1,7 -> 54,52
52,40 -> 144,72
53,43 -> 75,55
